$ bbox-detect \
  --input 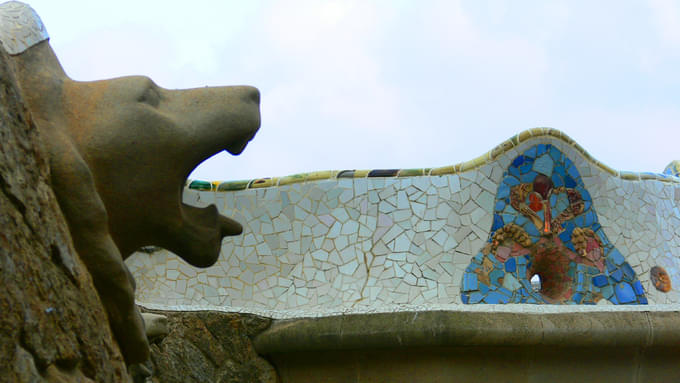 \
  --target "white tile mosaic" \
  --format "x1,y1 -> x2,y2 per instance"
127,132 -> 680,316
